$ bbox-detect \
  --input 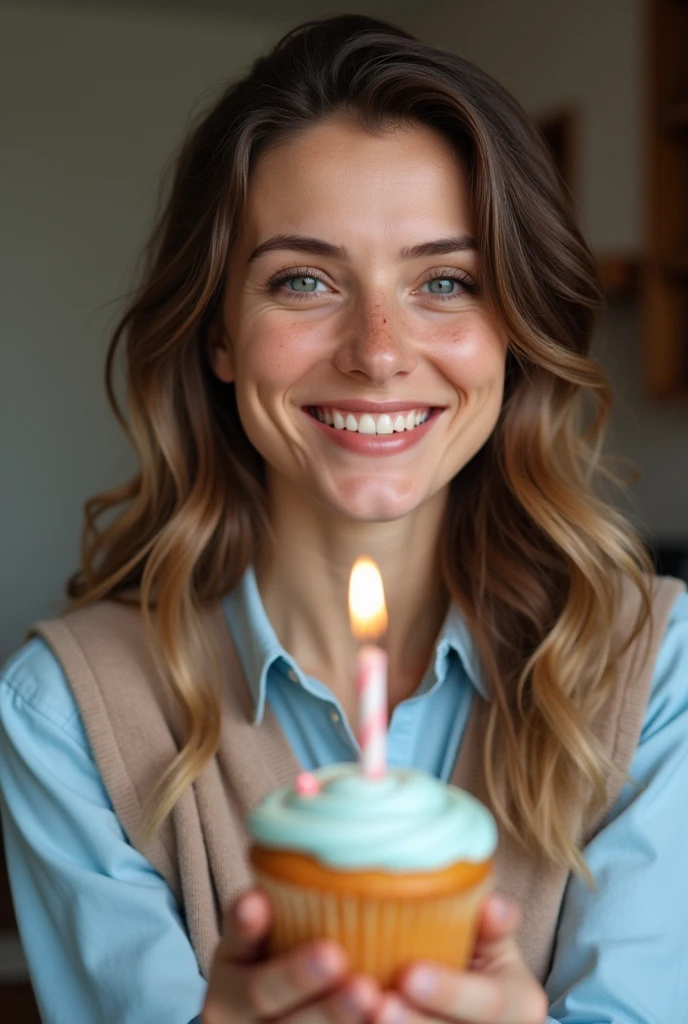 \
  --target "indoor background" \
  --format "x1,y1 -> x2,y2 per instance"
1,0 -> 687,1016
